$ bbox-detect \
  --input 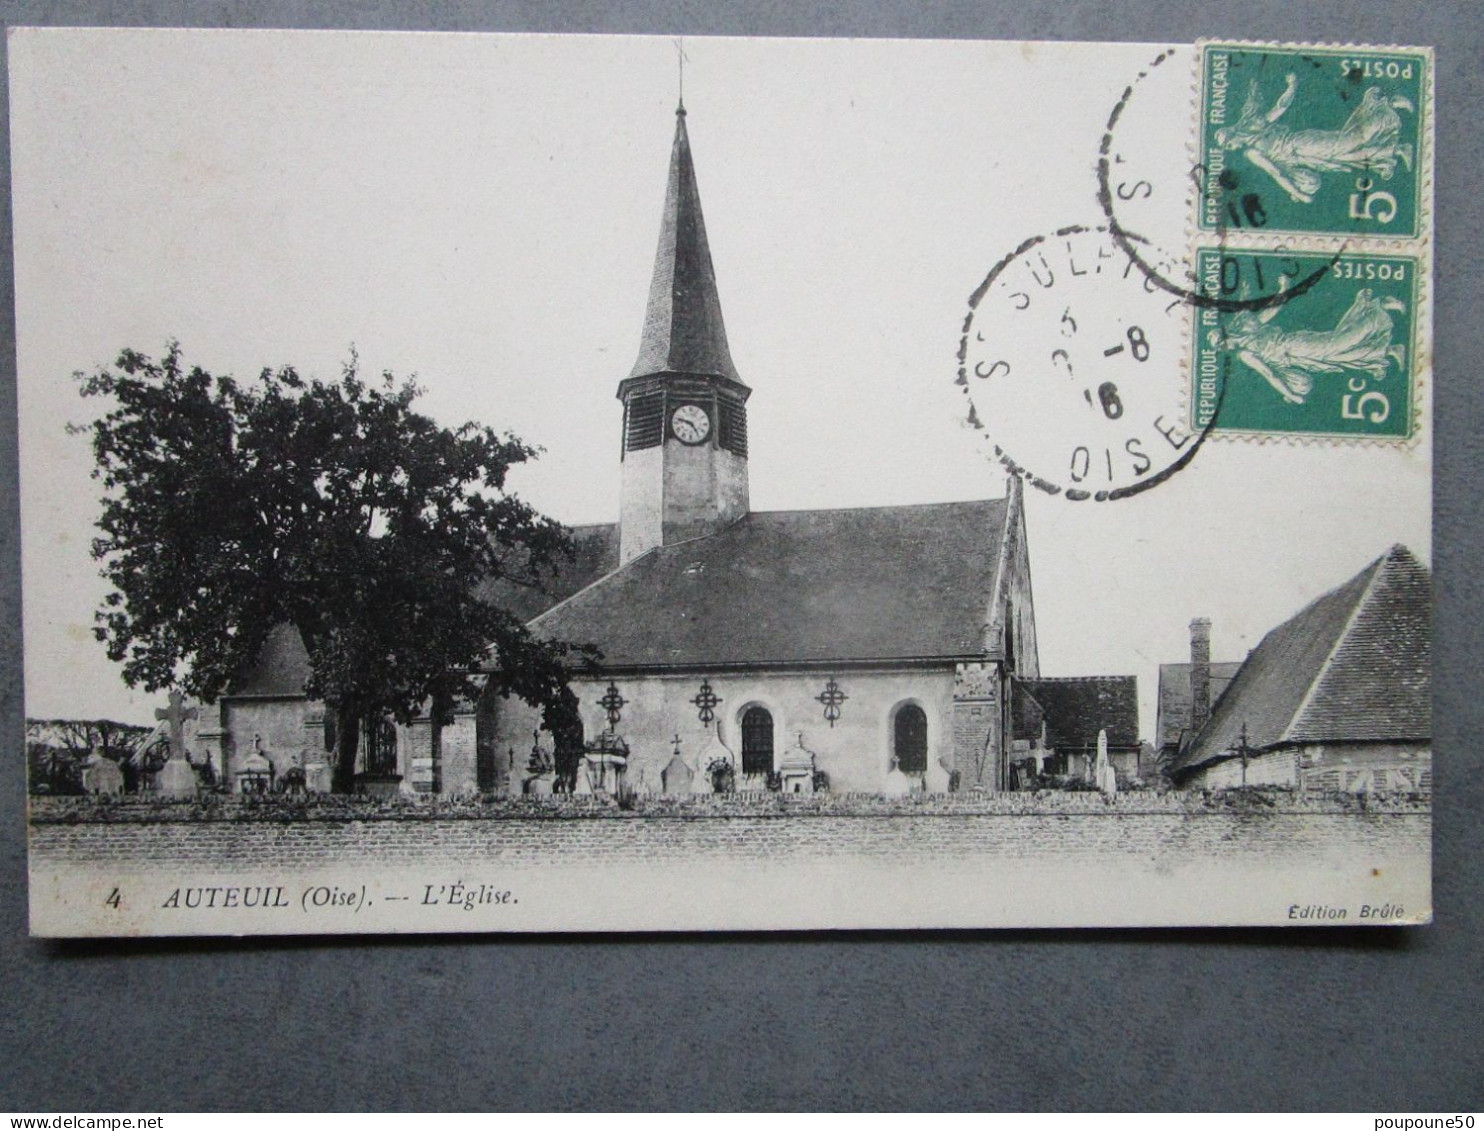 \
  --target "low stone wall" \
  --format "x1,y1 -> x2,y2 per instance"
29,786 -> 1430,827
